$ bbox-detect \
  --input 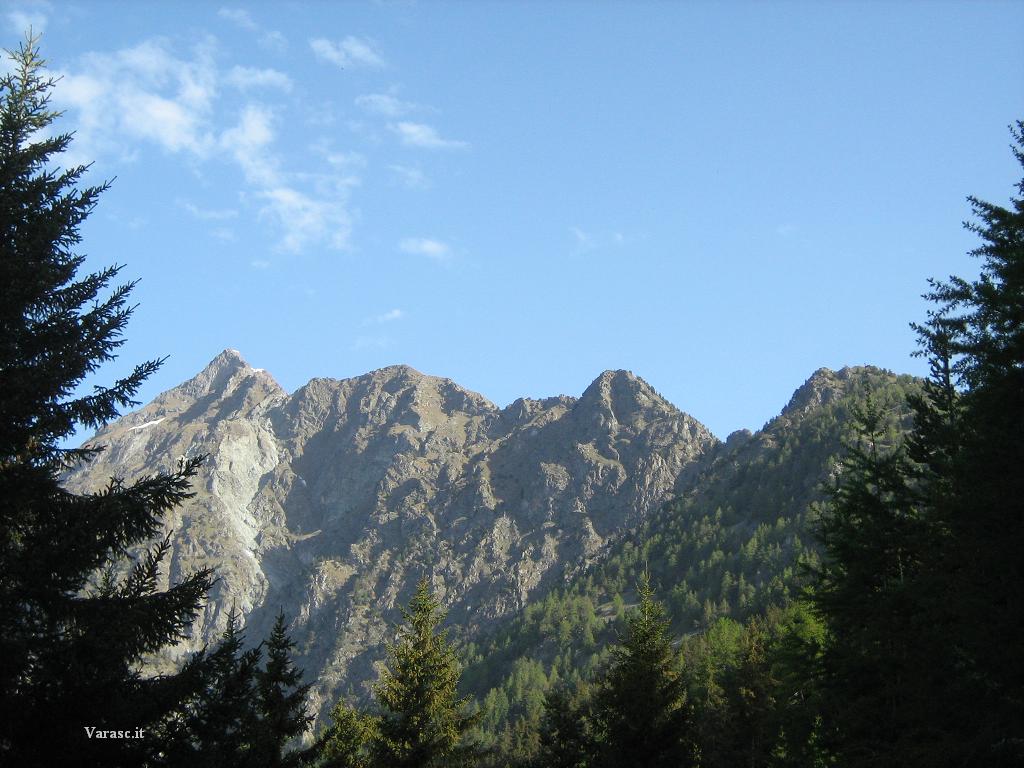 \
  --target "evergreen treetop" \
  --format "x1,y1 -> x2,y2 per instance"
373,577 -> 479,768
0,35 -> 213,766
593,573 -> 694,768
